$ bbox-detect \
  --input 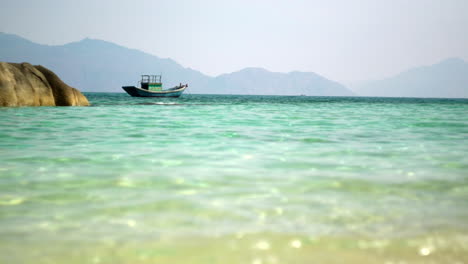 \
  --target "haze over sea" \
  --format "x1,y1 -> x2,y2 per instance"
1,93 -> 468,263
